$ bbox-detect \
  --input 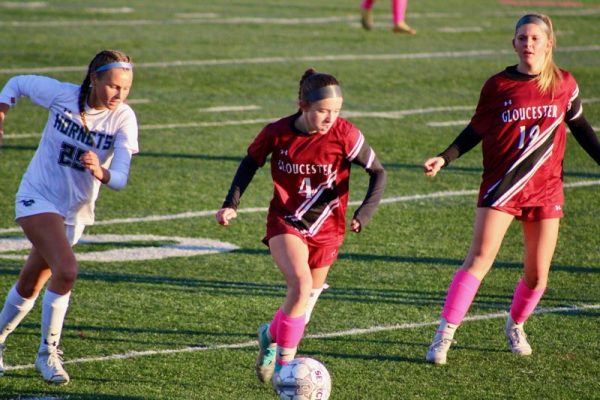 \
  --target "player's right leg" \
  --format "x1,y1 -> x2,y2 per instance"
17,213 -> 78,384
426,208 -> 513,364
360,0 -> 375,30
